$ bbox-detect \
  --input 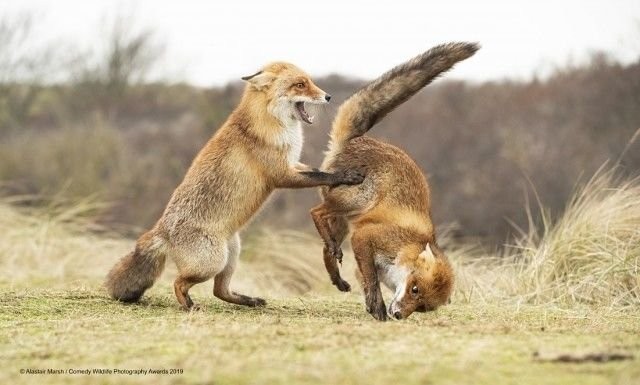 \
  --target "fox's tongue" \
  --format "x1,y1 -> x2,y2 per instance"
295,102 -> 313,124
